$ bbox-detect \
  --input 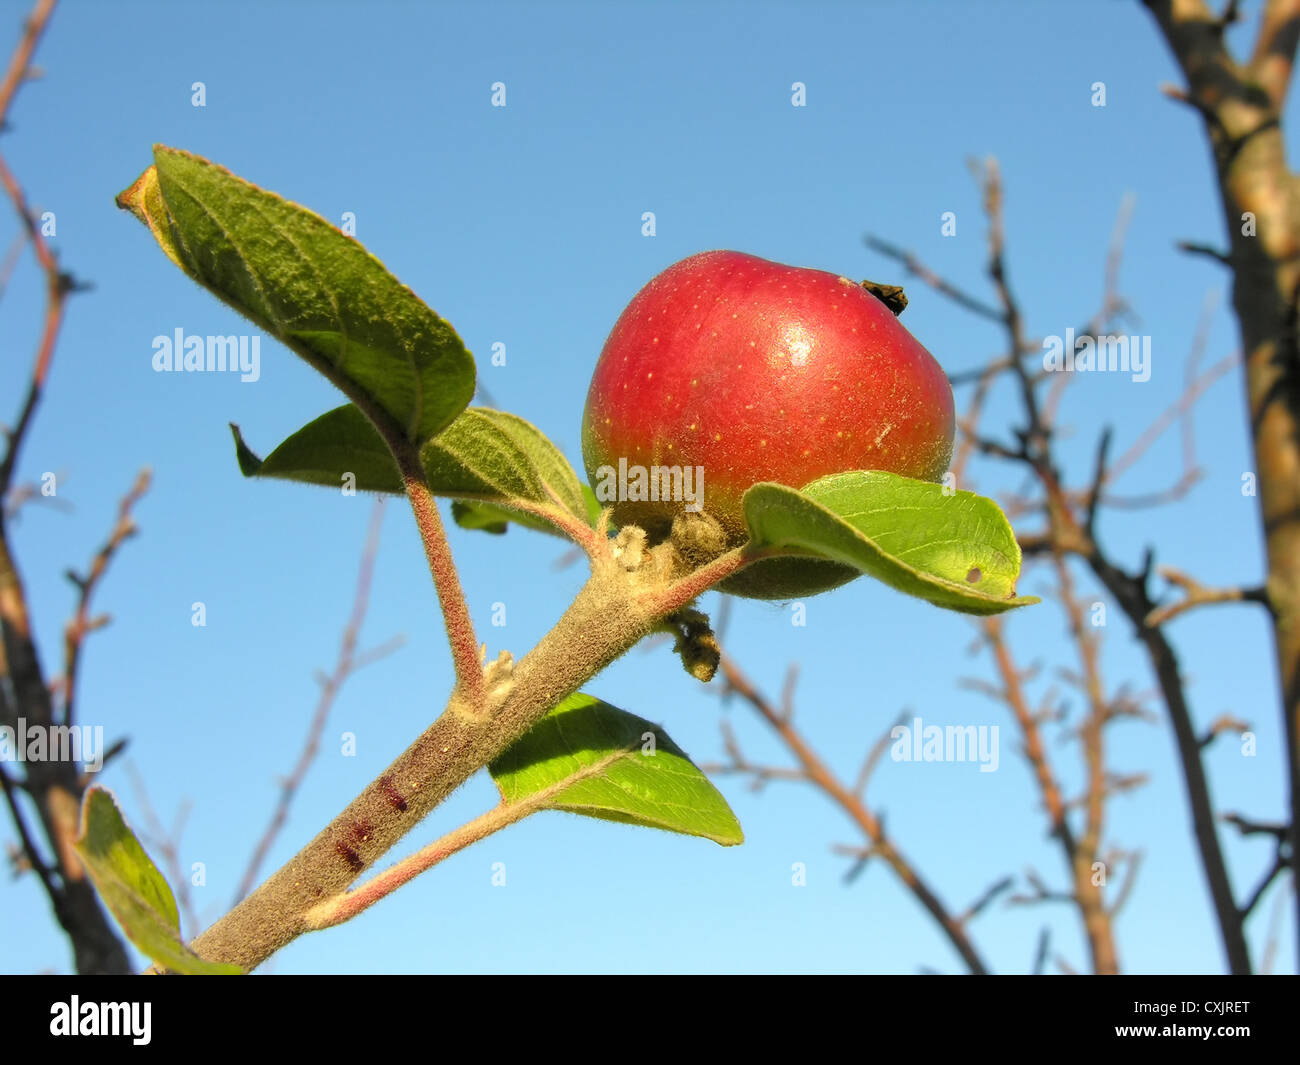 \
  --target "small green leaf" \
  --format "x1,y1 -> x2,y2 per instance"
581,482 -> 605,527
450,500 -> 510,535
119,146 -> 475,444
452,478 -> 605,540
231,406 -> 402,492
75,788 -> 241,975
422,408 -> 589,521
744,470 -> 1038,615
450,499 -> 566,537
232,404 -> 593,538
490,693 -> 743,846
